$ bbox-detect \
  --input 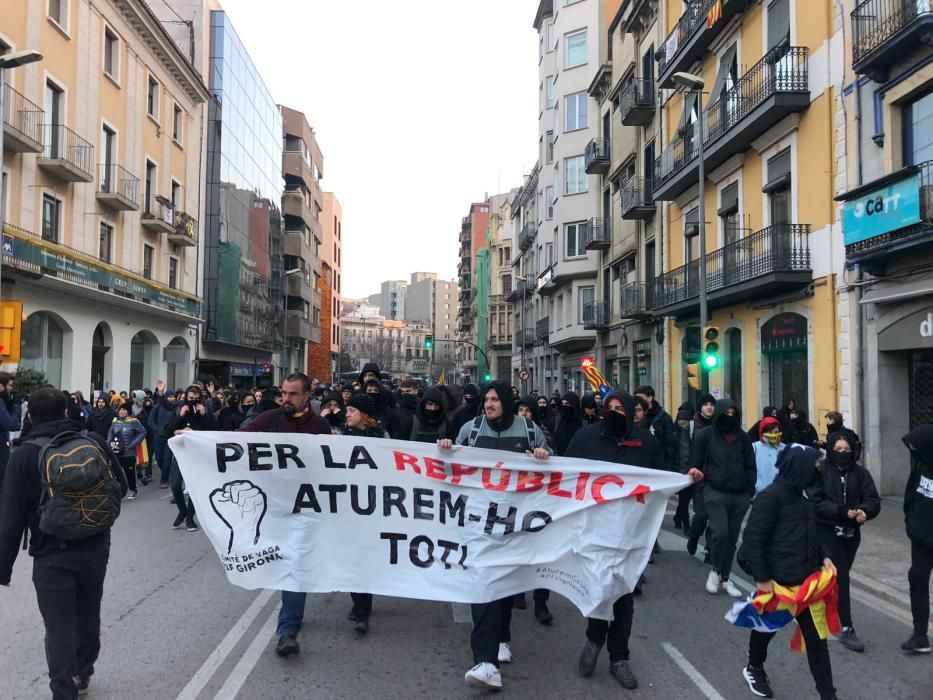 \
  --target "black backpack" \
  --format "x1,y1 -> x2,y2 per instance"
29,430 -> 123,541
